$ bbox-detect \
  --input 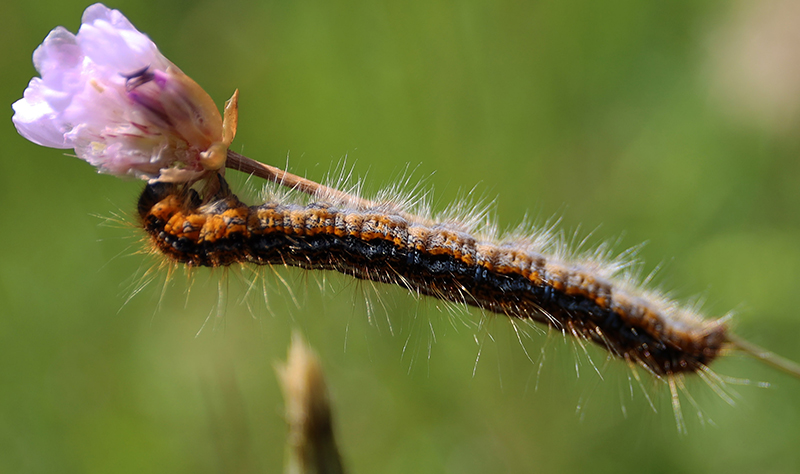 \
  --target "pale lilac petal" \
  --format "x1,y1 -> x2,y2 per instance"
13,27 -> 85,146
77,5 -> 168,73
32,27 -> 81,79
12,79 -> 71,148
81,3 -> 134,30
81,4 -> 169,70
